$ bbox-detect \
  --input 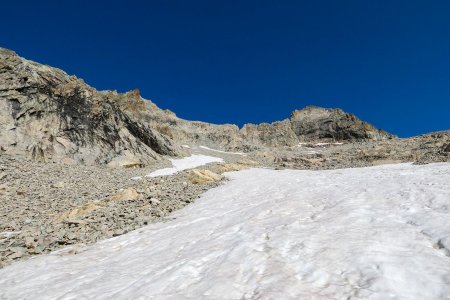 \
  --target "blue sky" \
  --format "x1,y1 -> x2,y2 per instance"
1,0 -> 449,137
